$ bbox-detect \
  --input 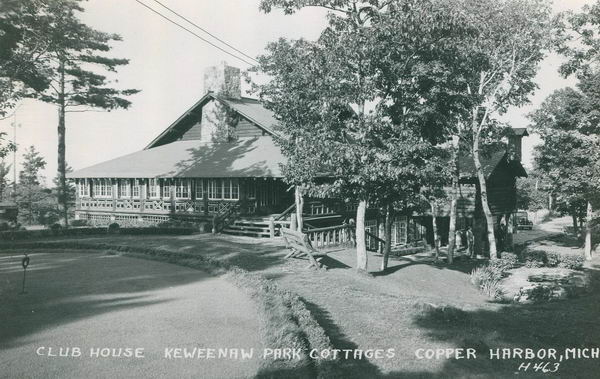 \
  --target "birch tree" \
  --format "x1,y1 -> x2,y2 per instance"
449,0 -> 554,259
